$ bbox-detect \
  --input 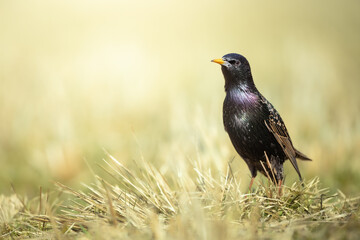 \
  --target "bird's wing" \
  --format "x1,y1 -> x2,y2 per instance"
261,96 -> 303,180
